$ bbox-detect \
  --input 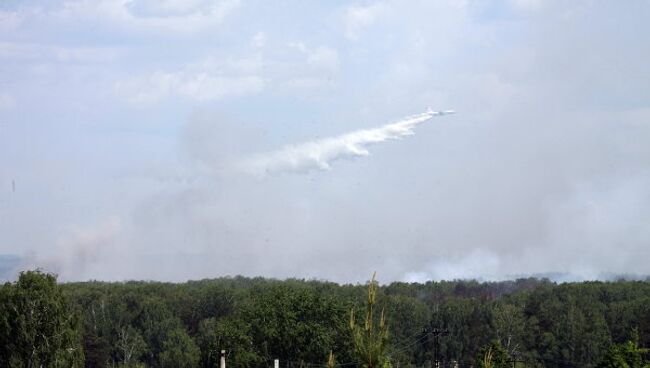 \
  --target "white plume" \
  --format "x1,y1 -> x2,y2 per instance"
239,110 -> 453,176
